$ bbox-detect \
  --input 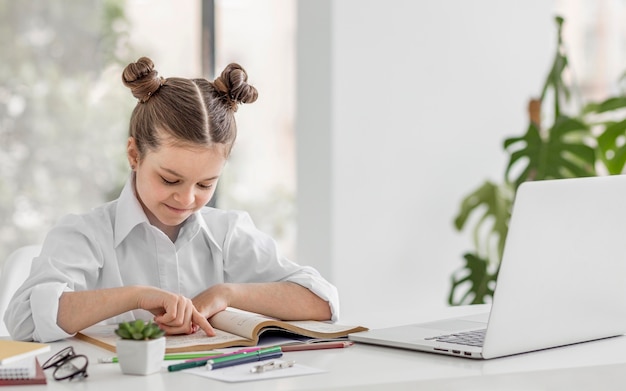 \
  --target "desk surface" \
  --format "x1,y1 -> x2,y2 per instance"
13,305 -> 626,390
